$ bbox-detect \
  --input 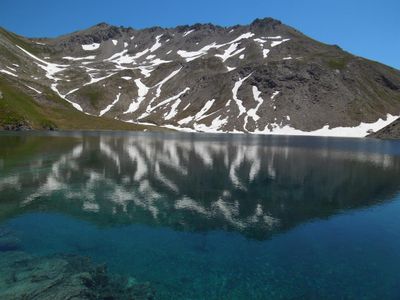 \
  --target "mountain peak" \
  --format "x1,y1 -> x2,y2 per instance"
250,17 -> 282,28
94,22 -> 110,28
